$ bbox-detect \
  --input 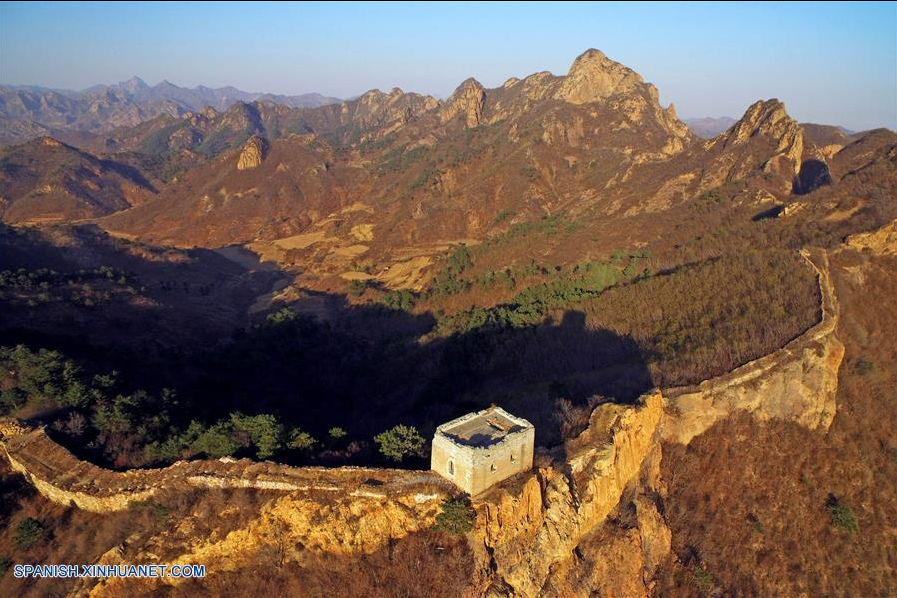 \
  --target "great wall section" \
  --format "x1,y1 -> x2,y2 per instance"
0,247 -> 845,595
661,247 -> 843,443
